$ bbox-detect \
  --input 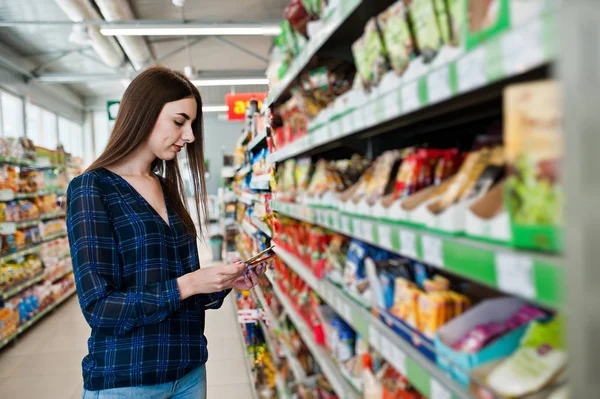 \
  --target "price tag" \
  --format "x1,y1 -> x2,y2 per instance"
457,46 -> 486,92
384,90 -> 401,120
368,325 -> 381,351
0,223 -> 16,235
402,81 -> 420,114
340,215 -> 350,233
502,20 -> 543,75
422,235 -> 444,267
390,346 -> 407,375
342,303 -> 352,323
400,230 -> 418,259
431,379 -> 452,399
380,335 -> 392,358
363,102 -> 377,127
495,252 -> 536,299
428,66 -> 452,104
362,220 -> 374,242
378,223 -> 393,250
